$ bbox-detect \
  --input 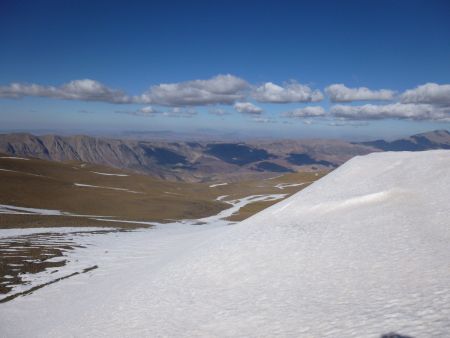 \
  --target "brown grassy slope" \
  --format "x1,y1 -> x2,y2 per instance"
0,154 -> 327,228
